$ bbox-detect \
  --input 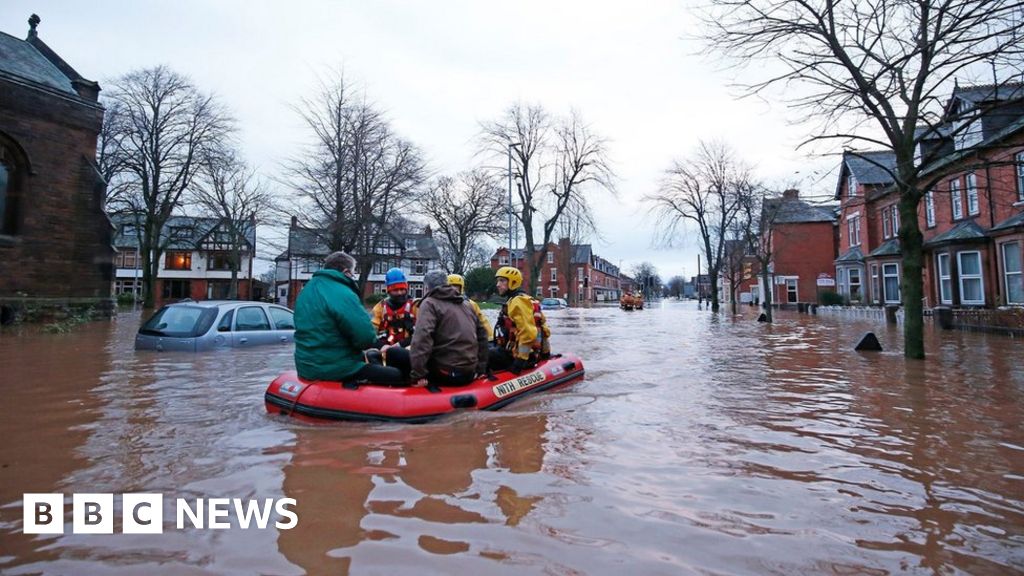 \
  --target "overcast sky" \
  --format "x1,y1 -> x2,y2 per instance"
1,1 -> 842,279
